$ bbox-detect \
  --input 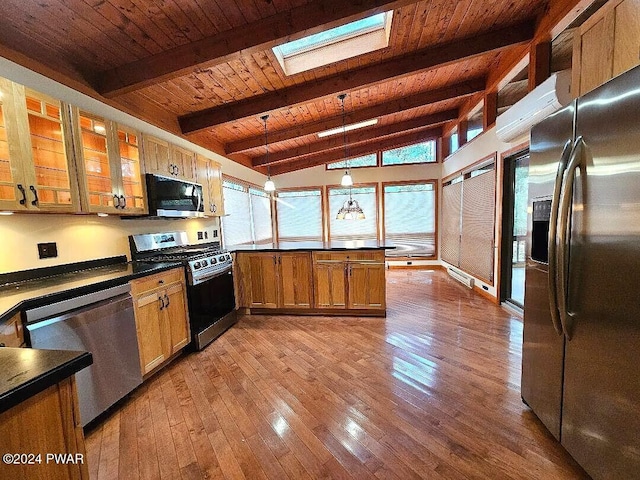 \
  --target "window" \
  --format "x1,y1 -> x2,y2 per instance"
221,178 -> 273,247
276,189 -> 323,242
249,188 -> 273,245
326,153 -> 377,170
383,182 -> 436,257
450,131 -> 459,154
381,140 -> 436,166
441,158 -> 497,283
273,12 -> 392,75
328,185 -> 378,241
